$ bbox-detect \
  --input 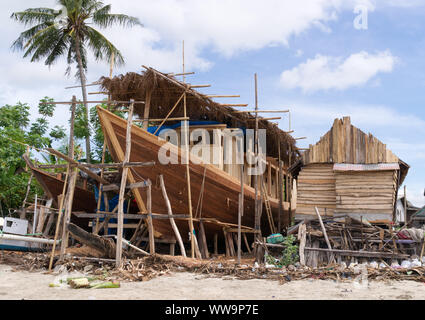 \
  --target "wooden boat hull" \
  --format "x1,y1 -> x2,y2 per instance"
29,167 -> 97,231
97,107 -> 285,241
